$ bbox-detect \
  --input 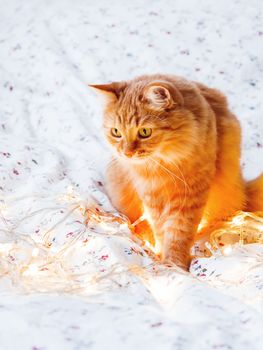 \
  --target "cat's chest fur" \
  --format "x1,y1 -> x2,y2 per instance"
128,162 -> 179,205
